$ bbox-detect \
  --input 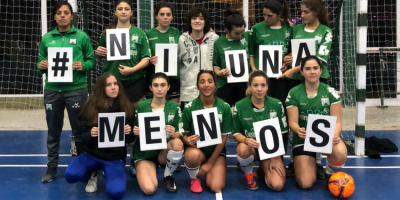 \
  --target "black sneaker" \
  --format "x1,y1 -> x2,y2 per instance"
286,162 -> 295,177
42,166 -> 57,183
316,163 -> 325,180
164,176 -> 177,193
